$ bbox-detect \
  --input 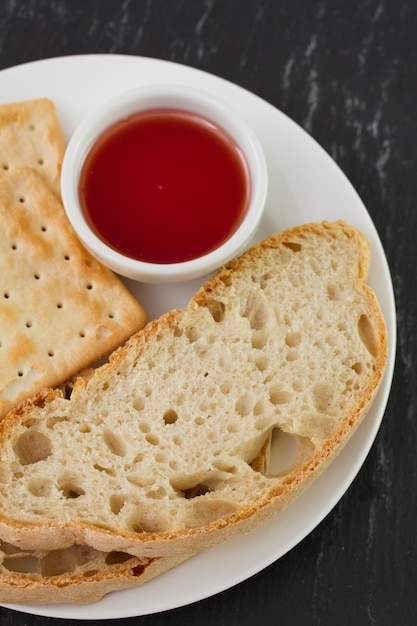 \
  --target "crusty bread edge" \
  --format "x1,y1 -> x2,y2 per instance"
0,552 -> 191,605
0,221 -> 388,559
